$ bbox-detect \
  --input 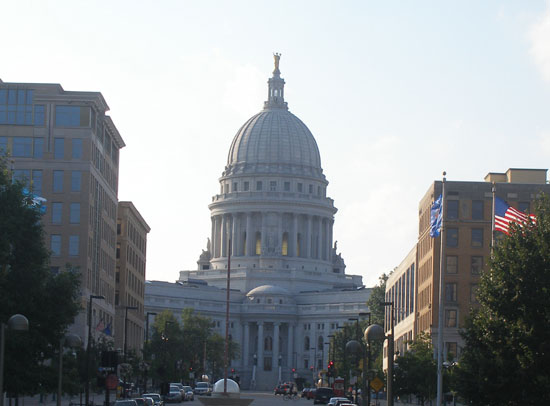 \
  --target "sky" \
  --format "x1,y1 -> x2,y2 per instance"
2,1 -> 550,287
